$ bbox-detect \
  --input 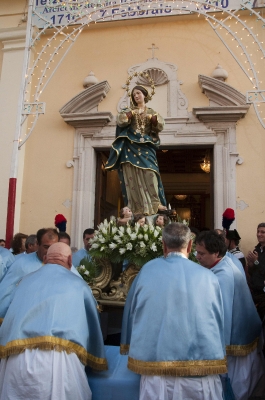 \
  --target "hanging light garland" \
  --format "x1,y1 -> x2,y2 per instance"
18,0 -> 265,148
